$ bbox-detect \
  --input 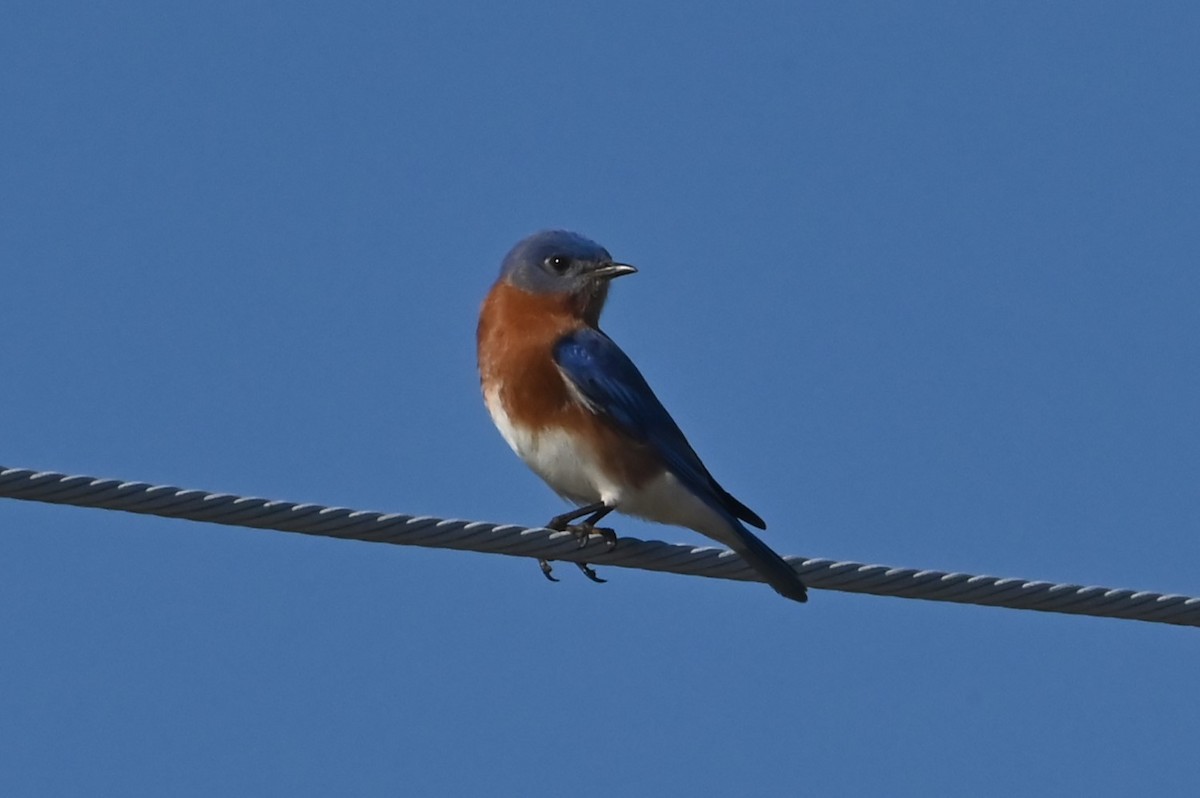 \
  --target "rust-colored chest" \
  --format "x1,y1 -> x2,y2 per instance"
477,283 -> 581,430
476,282 -> 661,490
